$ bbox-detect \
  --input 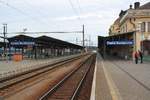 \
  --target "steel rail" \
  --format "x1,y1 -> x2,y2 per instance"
0,54 -> 88,90
70,55 -> 95,100
39,54 -> 94,100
